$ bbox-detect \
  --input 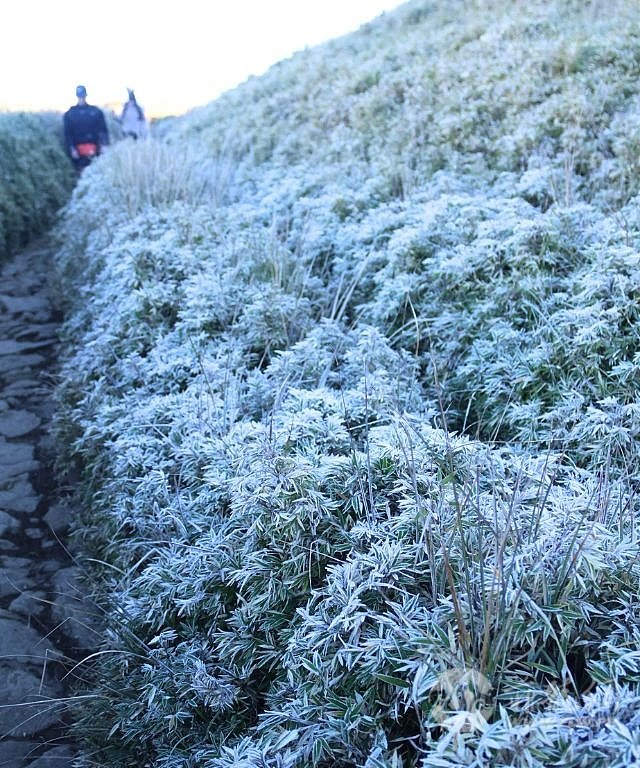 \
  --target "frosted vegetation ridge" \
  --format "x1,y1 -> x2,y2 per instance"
53,1 -> 640,766
0,112 -> 73,260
